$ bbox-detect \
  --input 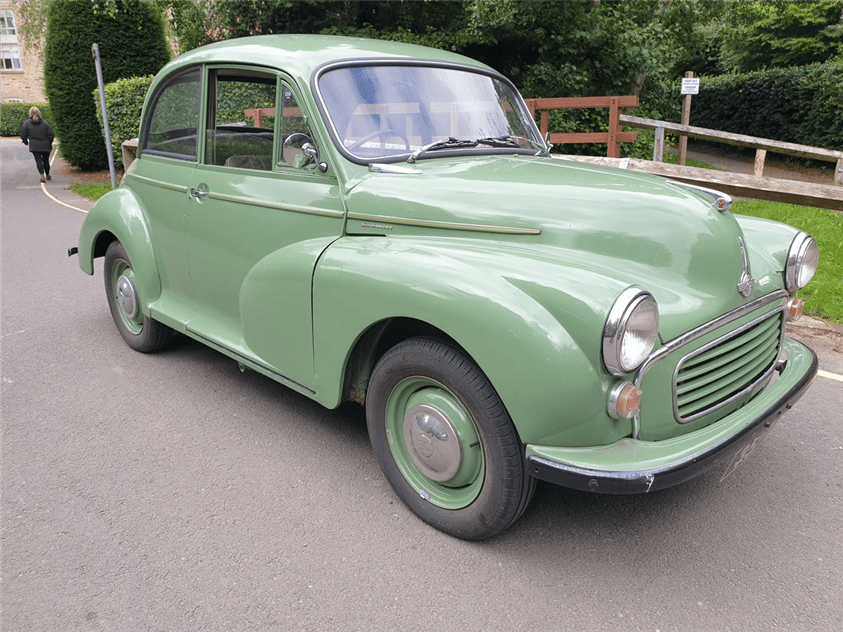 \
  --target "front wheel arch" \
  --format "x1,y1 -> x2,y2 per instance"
342,317 -> 459,405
